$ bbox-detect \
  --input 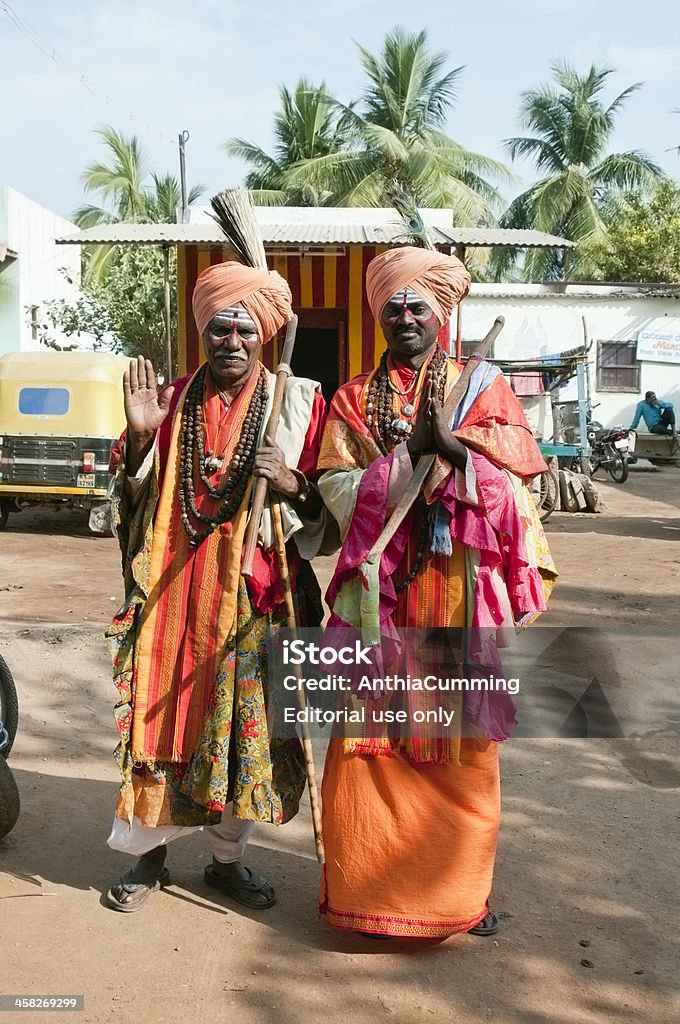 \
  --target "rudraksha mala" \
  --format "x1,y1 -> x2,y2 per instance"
178,363 -> 268,546
364,346 -> 448,456
363,346 -> 449,592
